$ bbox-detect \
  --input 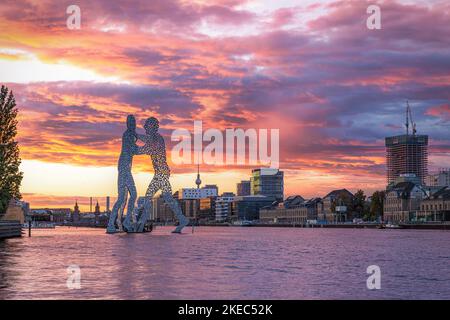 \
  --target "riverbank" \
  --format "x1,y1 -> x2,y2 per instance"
196,222 -> 450,230
58,221 -> 450,231
0,220 -> 22,239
